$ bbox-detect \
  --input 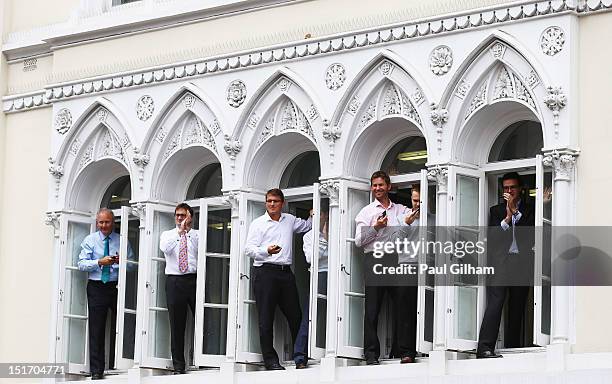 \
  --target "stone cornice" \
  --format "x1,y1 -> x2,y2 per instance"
4,0 -> 611,114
